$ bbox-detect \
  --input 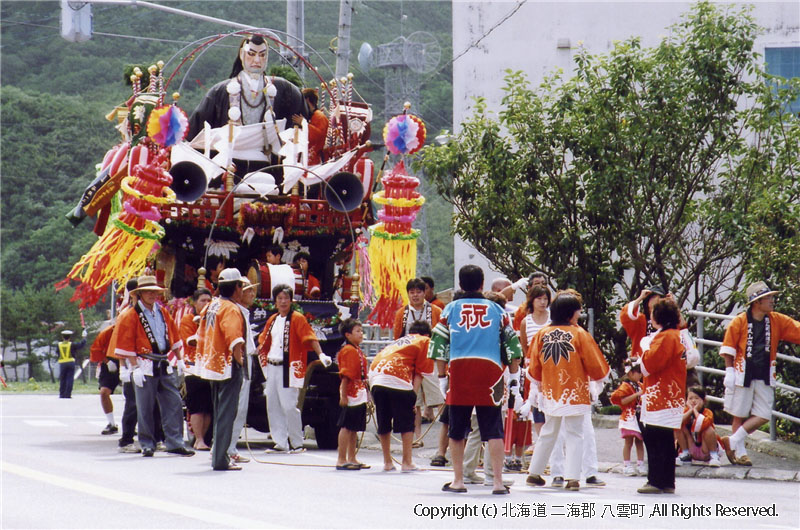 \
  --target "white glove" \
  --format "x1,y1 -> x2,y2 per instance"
517,398 -> 532,418
132,366 -> 145,387
177,359 -> 186,376
438,376 -> 449,398
82,329 -> 88,338
512,278 -> 529,291
107,360 -> 118,373
319,353 -> 332,367
119,365 -> 131,383
723,367 -> 735,390
589,380 -> 602,403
